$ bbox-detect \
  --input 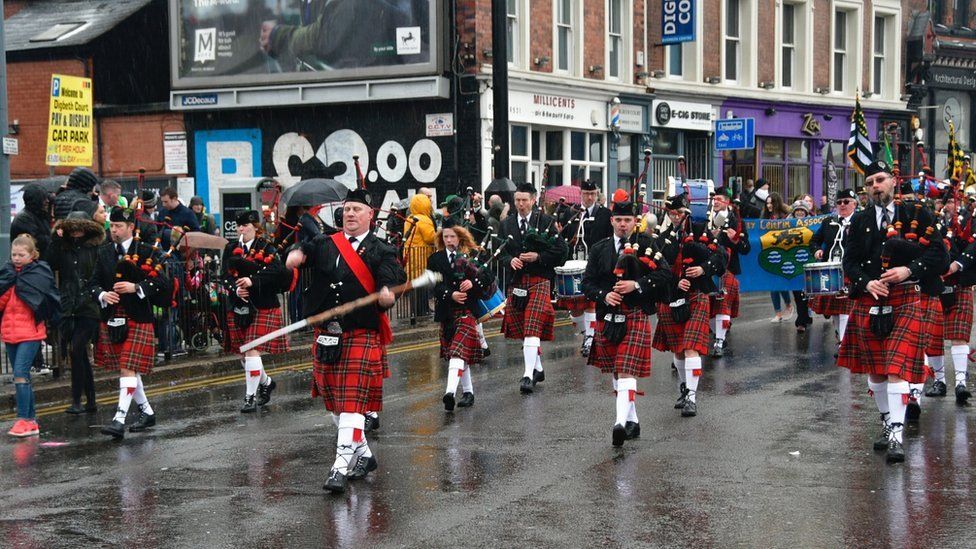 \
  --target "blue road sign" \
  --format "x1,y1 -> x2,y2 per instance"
715,118 -> 755,151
